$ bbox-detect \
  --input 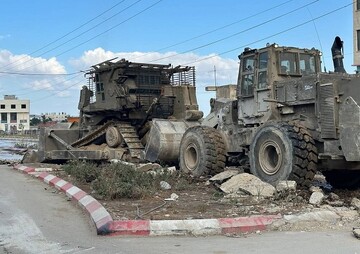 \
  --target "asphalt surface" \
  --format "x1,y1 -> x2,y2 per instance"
1,165 -> 360,254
